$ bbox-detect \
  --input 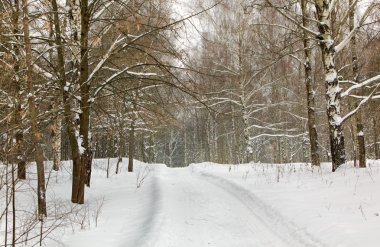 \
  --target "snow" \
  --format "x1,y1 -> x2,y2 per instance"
126,71 -> 158,77
342,74 -> 380,97
2,159 -> 380,246
191,161 -> 380,247
75,130 -> 85,155
326,70 -> 337,83
333,114 -> 342,125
